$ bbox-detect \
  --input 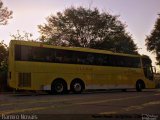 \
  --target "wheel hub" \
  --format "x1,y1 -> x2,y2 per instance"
74,83 -> 81,92
55,83 -> 63,93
